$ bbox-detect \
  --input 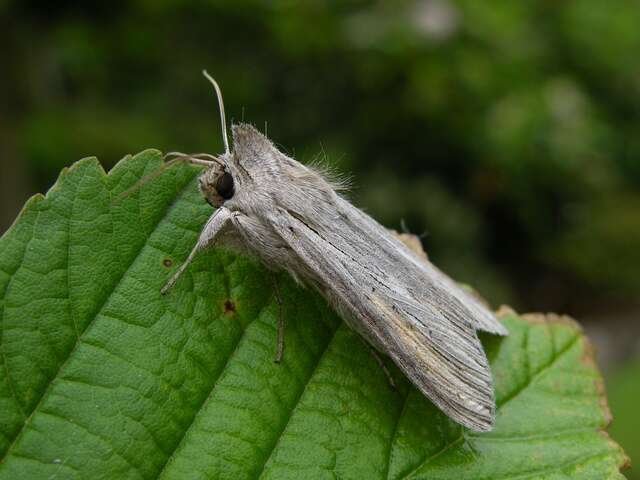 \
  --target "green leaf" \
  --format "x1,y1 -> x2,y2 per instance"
608,358 -> 640,479
0,151 -> 628,479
